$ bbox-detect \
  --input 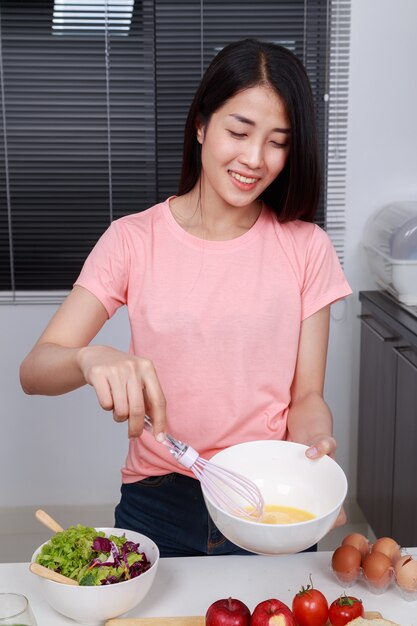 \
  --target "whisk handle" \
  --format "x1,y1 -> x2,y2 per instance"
143,414 -> 173,443
175,445 -> 199,469
143,414 -> 199,469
